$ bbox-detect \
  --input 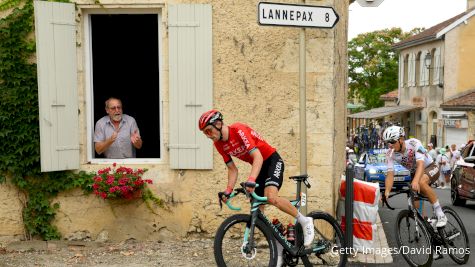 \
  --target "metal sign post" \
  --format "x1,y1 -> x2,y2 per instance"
258,1 -> 339,215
